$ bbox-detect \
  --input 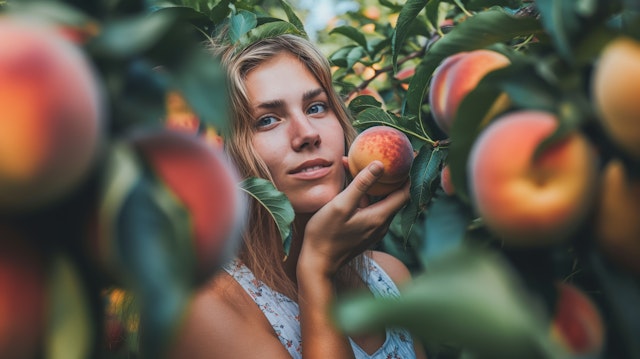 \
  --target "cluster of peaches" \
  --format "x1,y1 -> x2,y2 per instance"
347,37 -> 640,356
429,41 -> 640,275
0,15 -> 244,358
